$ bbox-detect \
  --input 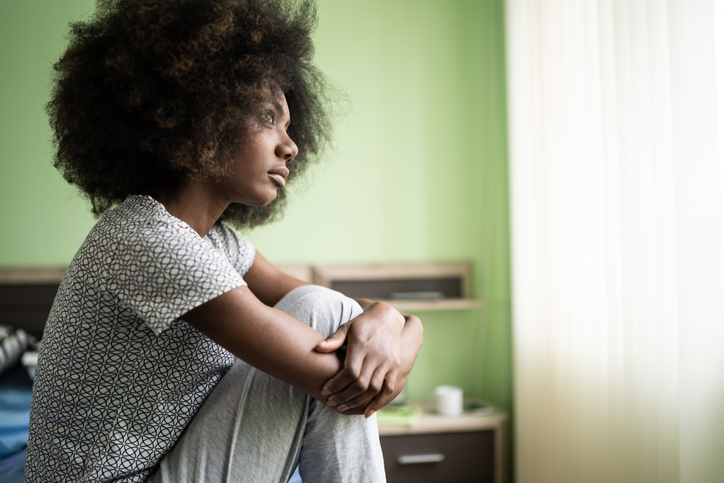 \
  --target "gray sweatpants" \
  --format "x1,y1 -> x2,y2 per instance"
148,285 -> 386,483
